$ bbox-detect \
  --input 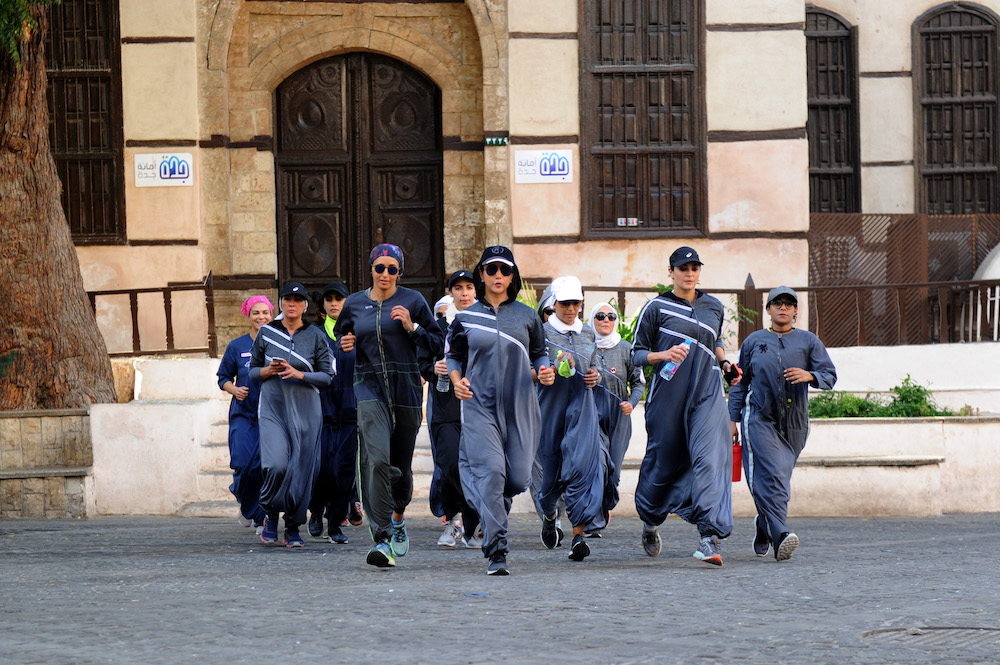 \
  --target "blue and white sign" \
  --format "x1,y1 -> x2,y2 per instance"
514,149 -> 573,184
134,153 -> 194,187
